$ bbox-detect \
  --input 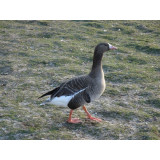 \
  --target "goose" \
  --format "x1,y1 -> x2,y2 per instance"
39,43 -> 117,123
